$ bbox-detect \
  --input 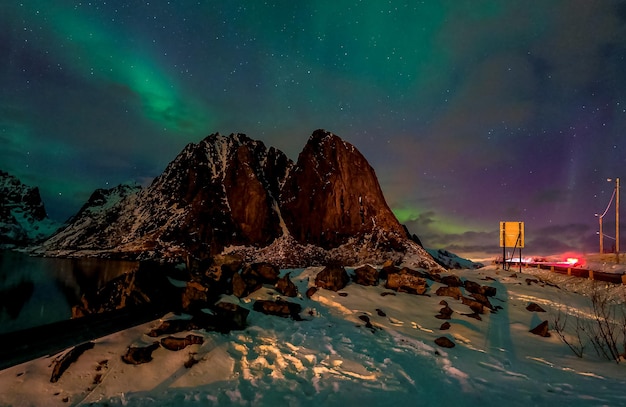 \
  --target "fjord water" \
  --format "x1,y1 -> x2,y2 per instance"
0,251 -> 138,334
